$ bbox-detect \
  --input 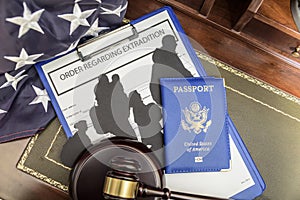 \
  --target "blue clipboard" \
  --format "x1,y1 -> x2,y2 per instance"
35,6 -> 265,199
